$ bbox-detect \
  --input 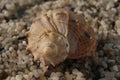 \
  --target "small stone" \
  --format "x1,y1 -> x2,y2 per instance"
16,23 -> 23,32
28,72 -> 33,79
15,75 -> 23,80
103,44 -> 113,54
30,66 -> 37,71
115,72 -> 120,78
11,51 -> 18,58
22,41 -> 27,46
2,10 -> 11,17
6,76 -> 11,80
98,50 -> 104,57
17,72 -> 24,75
49,72 -> 63,80
112,77 -> 117,80
0,65 -> 4,69
33,69 -> 40,78
116,45 -> 120,49
112,65 -> 119,71
115,19 -> 120,35
102,61 -> 108,68
23,75 -> 30,80
5,3 -> 15,10
10,77 -> 16,80
11,71 -> 16,76
116,56 -> 120,64
37,69 -> 46,80
9,47 -> 14,52
65,72 -> 73,80
98,78 -> 106,80
30,78 -> 36,80
50,72 -> 63,77
48,76 -> 59,80
72,69 -> 86,80
24,69 -> 30,74
104,72 -> 115,80
107,59 -> 115,64
18,43 -> 23,50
